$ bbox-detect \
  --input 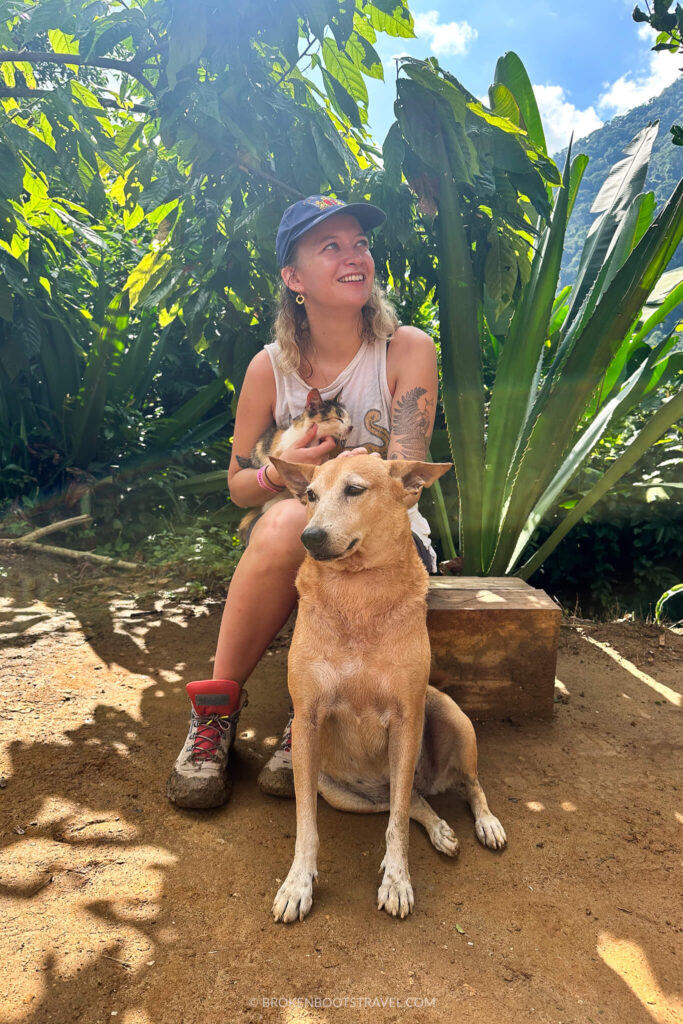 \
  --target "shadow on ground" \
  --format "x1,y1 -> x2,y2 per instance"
0,550 -> 681,1023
